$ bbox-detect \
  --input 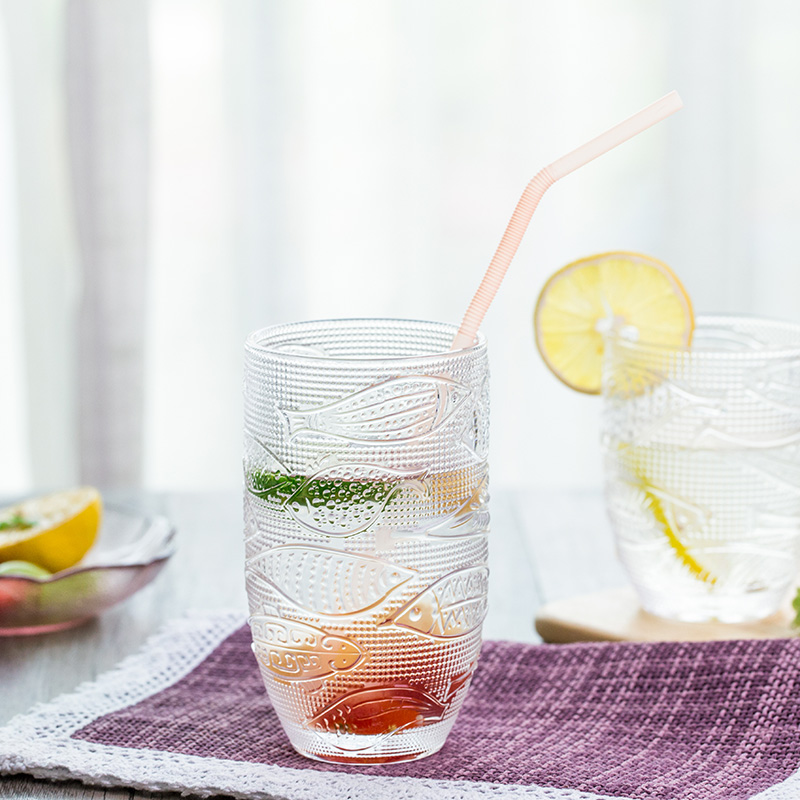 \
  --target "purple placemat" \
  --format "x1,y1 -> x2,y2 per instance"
2,611 -> 799,800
